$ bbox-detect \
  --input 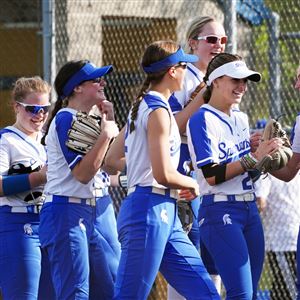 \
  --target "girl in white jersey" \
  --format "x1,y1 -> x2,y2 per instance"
271,65 -> 300,299
187,53 -> 283,300
168,17 -> 226,298
105,40 -> 220,300
39,60 -> 120,299
0,77 -> 54,299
